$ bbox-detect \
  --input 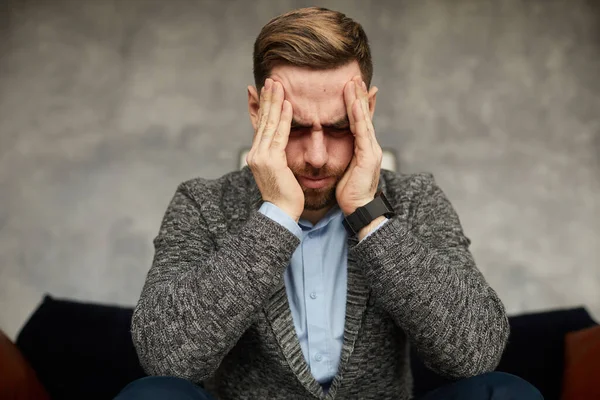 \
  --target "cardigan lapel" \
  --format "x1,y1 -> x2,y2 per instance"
263,234 -> 372,400
325,176 -> 388,398
323,235 -> 370,399
264,284 -> 326,398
